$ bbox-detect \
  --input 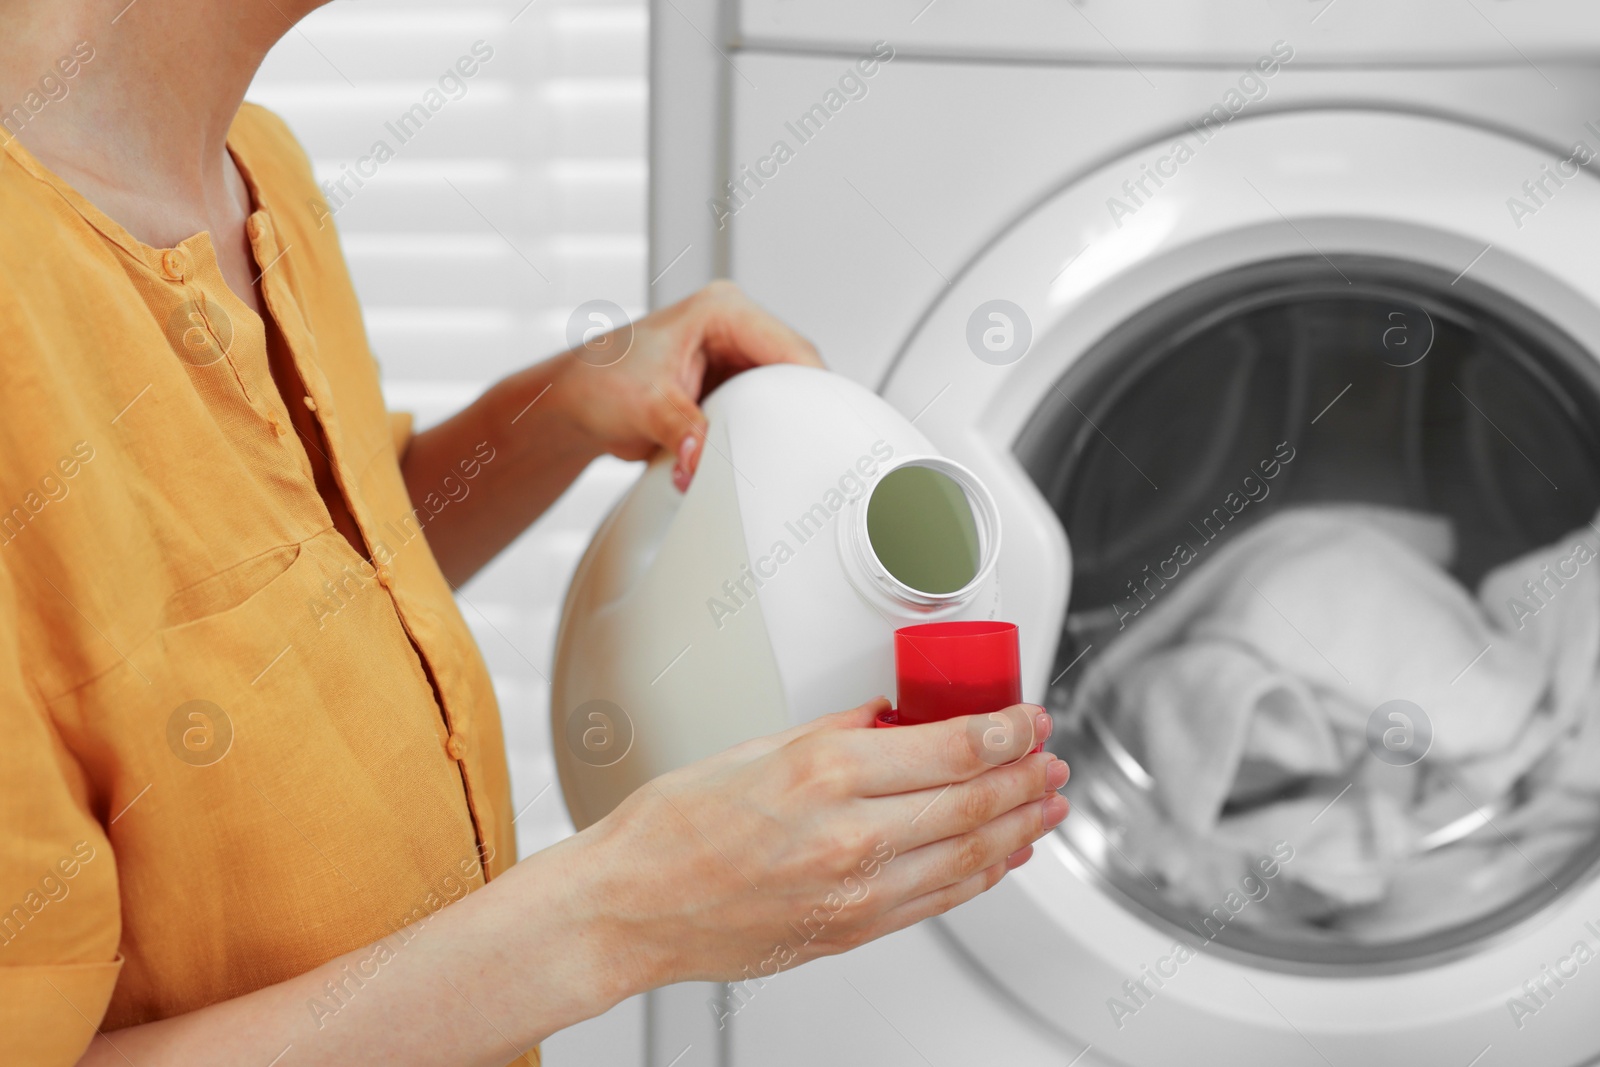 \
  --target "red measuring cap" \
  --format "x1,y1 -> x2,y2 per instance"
874,620 -> 1039,753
